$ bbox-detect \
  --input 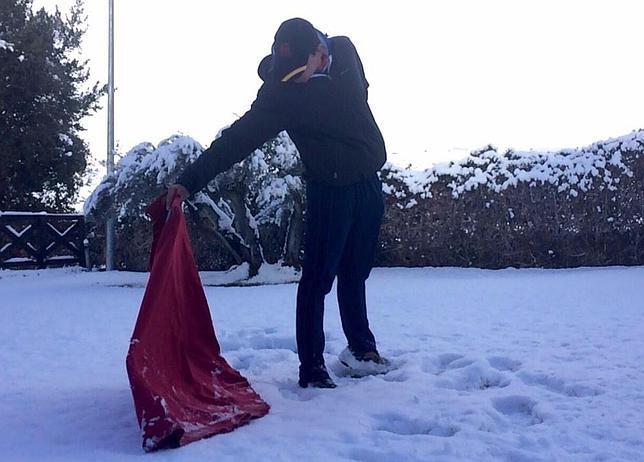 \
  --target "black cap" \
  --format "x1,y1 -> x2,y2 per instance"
270,18 -> 320,82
